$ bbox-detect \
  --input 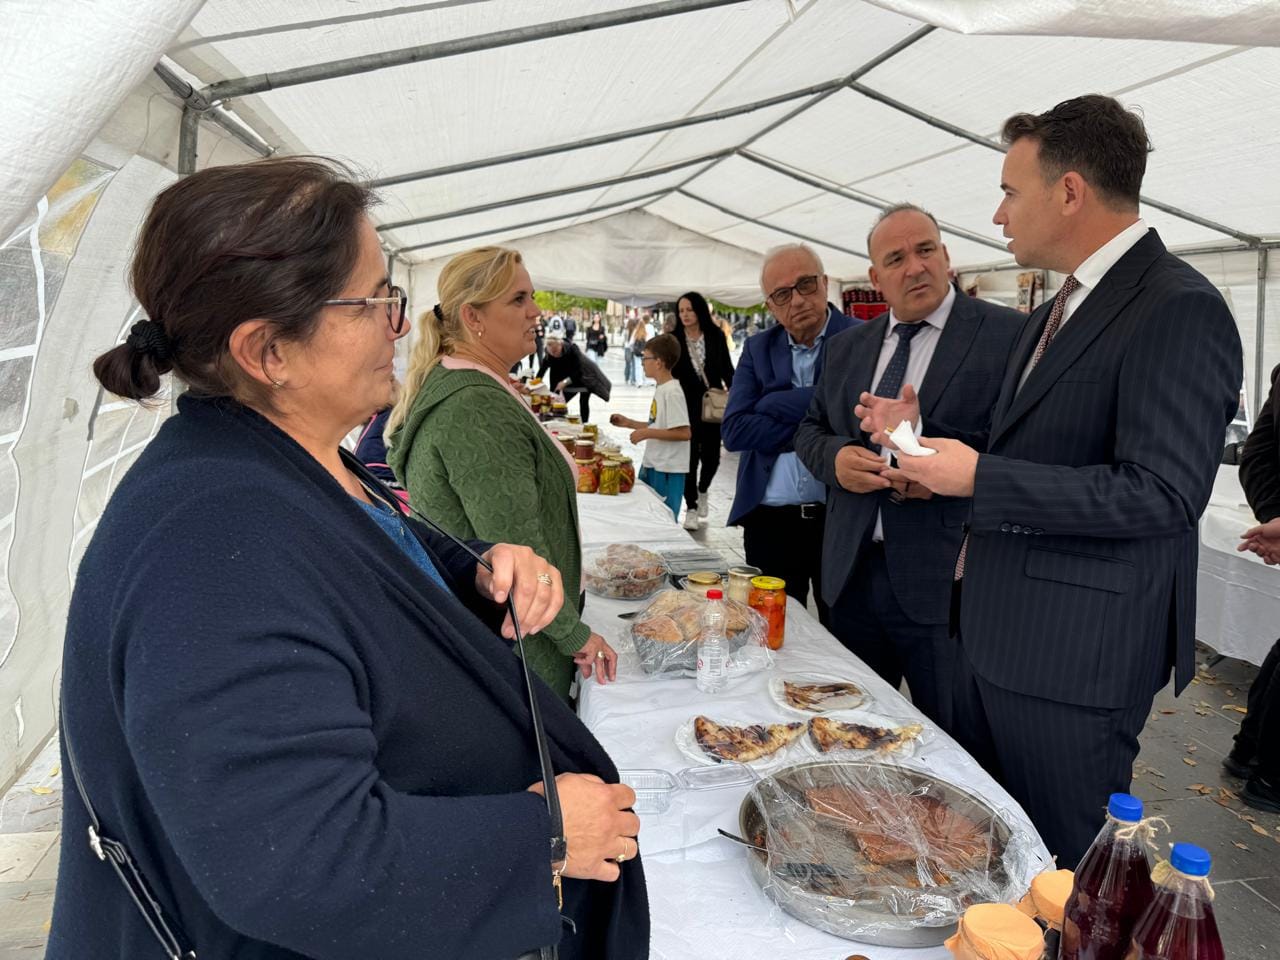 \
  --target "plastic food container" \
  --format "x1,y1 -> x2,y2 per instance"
582,544 -> 668,599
